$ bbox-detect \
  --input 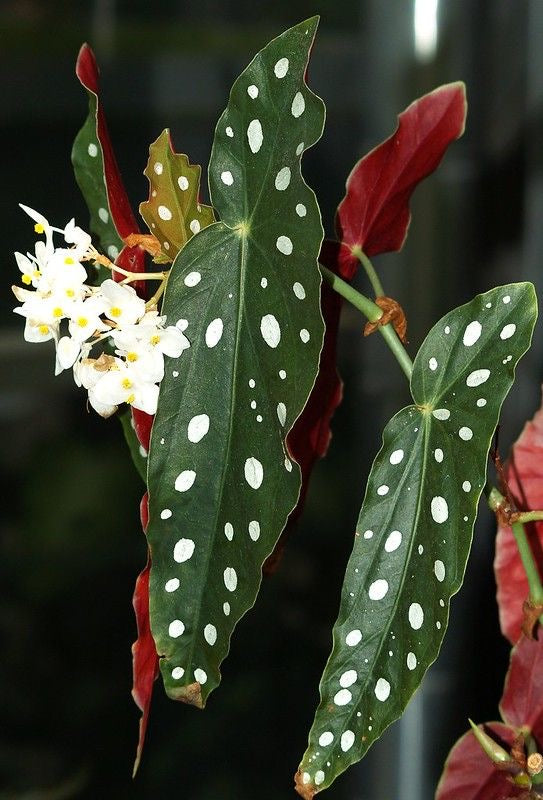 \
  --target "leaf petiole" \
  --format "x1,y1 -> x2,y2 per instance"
319,262 -> 413,381
351,245 -> 385,297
